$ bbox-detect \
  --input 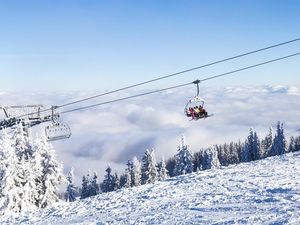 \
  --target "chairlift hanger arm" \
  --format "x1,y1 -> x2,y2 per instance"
193,80 -> 201,96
